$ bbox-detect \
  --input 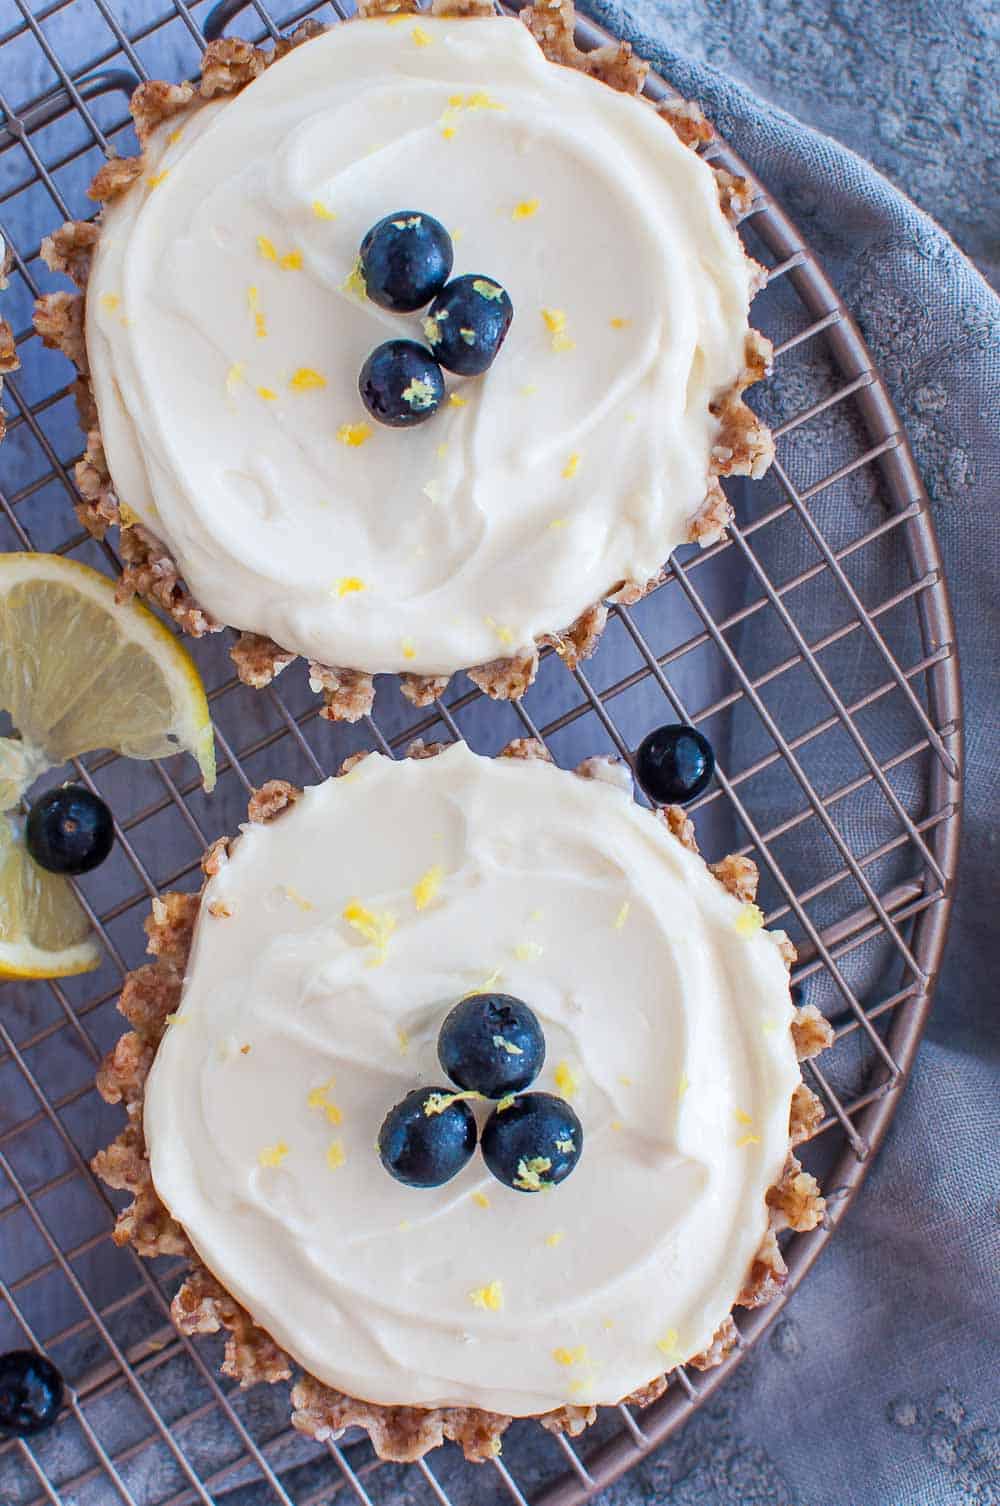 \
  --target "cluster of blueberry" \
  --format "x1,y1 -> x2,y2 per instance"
378,993 -> 583,1193
354,211 -> 513,429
